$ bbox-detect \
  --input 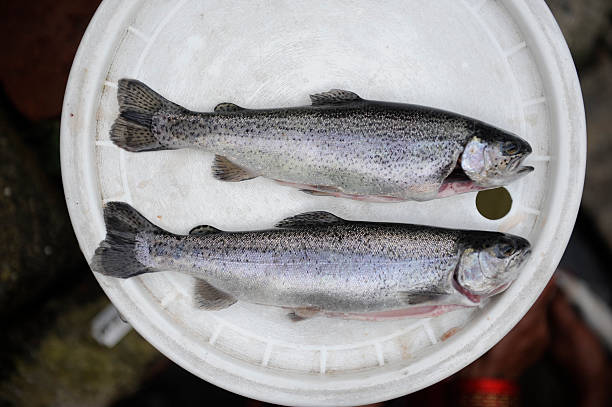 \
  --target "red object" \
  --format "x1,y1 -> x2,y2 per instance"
460,378 -> 519,395
458,378 -> 519,407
